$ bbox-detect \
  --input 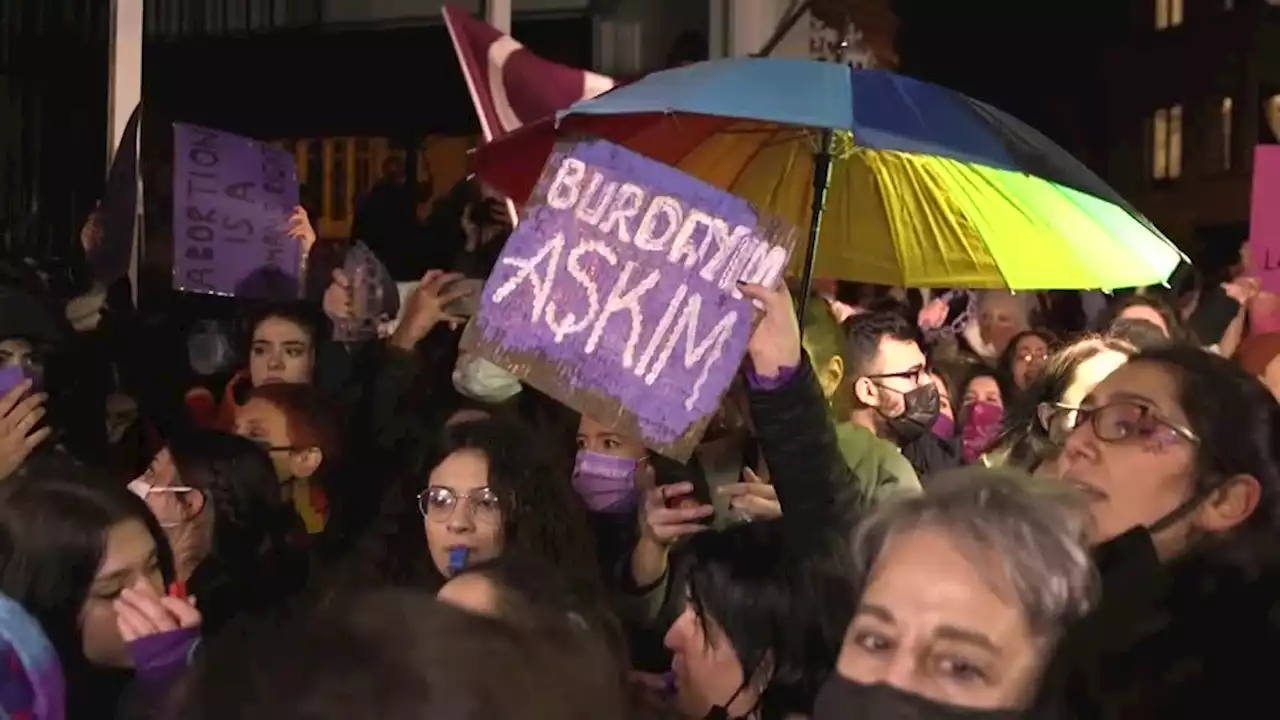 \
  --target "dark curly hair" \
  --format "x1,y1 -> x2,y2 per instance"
345,417 -> 602,596
166,430 -> 303,633
448,554 -> 630,681
170,589 -> 627,720
167,429 -> 293,568
248,301 -> 322,339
